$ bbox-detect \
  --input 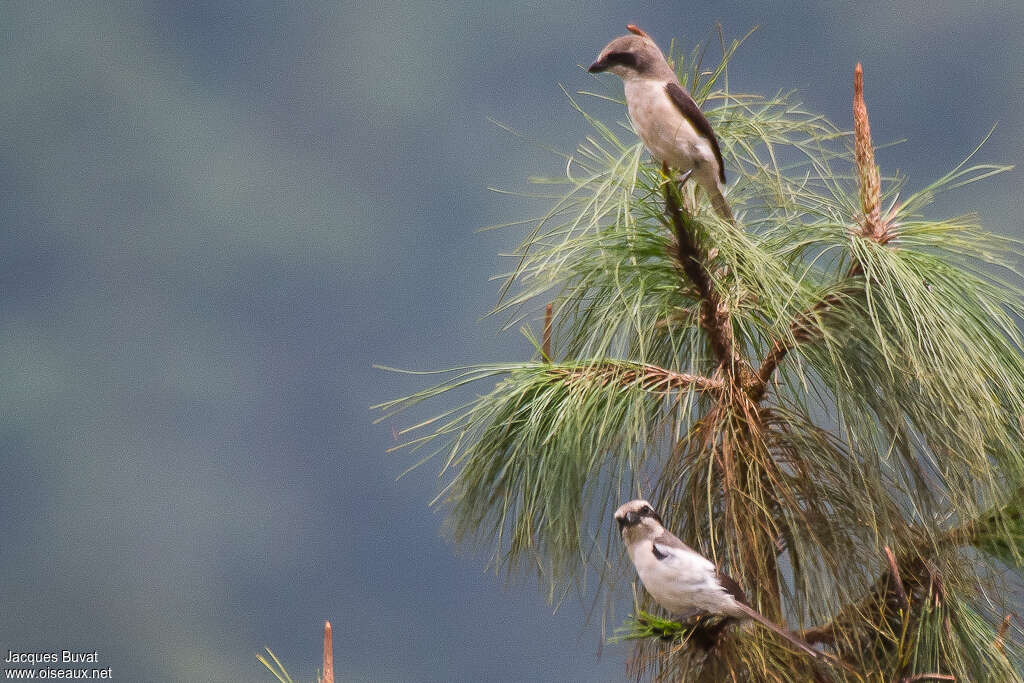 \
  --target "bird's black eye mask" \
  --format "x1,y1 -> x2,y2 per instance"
589,51 -> 639,73
603,51 -> 639,69
617,505 -> 663,529
641,505 -> 663,525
